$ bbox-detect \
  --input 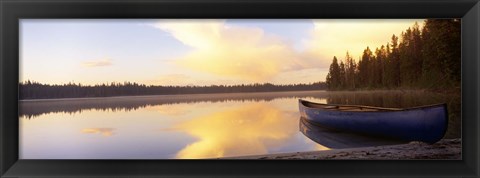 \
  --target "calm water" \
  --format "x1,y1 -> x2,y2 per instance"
19,90 -> 461,159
